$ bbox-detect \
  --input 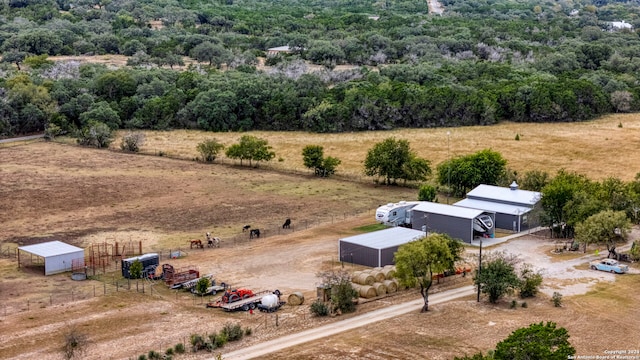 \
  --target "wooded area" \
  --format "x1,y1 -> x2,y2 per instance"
2,0 -> 640,137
